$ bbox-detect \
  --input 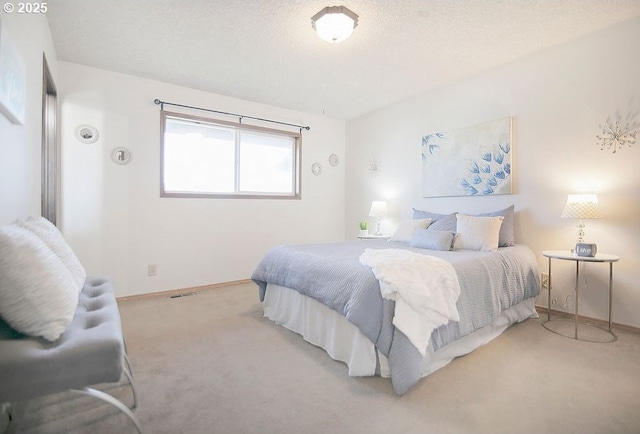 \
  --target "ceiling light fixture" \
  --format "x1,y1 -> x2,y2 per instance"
311,6 -> 358,43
